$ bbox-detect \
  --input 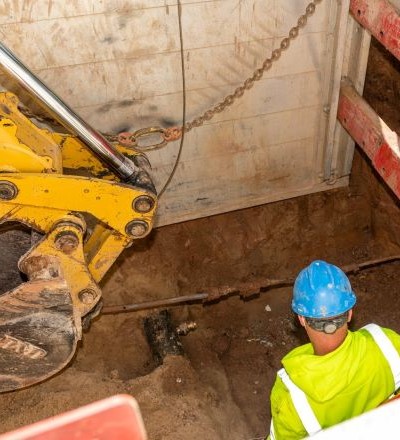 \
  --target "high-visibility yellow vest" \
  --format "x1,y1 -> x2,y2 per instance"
268,324 -> 400,440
